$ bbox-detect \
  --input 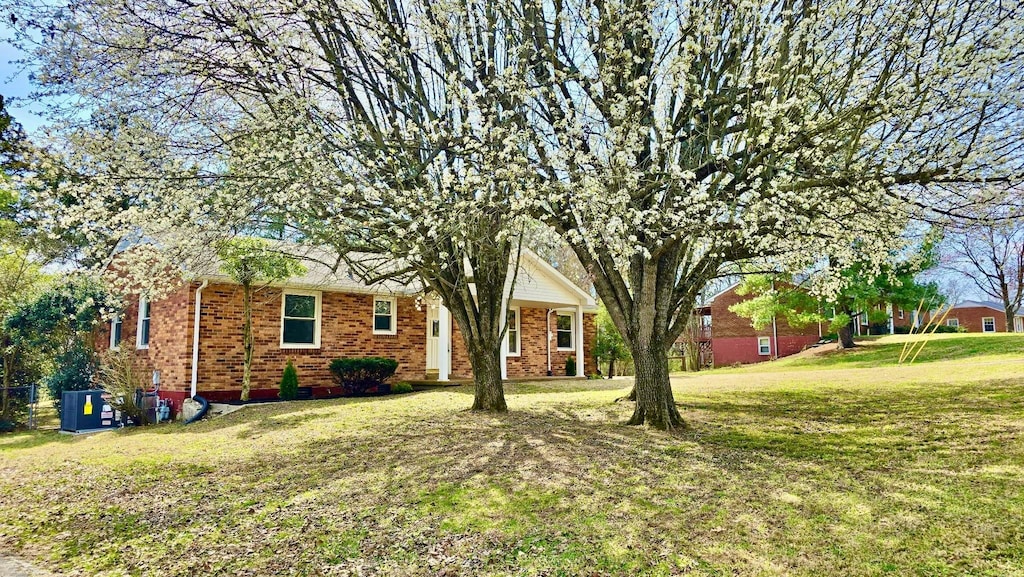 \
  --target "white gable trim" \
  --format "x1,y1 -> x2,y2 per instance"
517,249 -> 597,308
